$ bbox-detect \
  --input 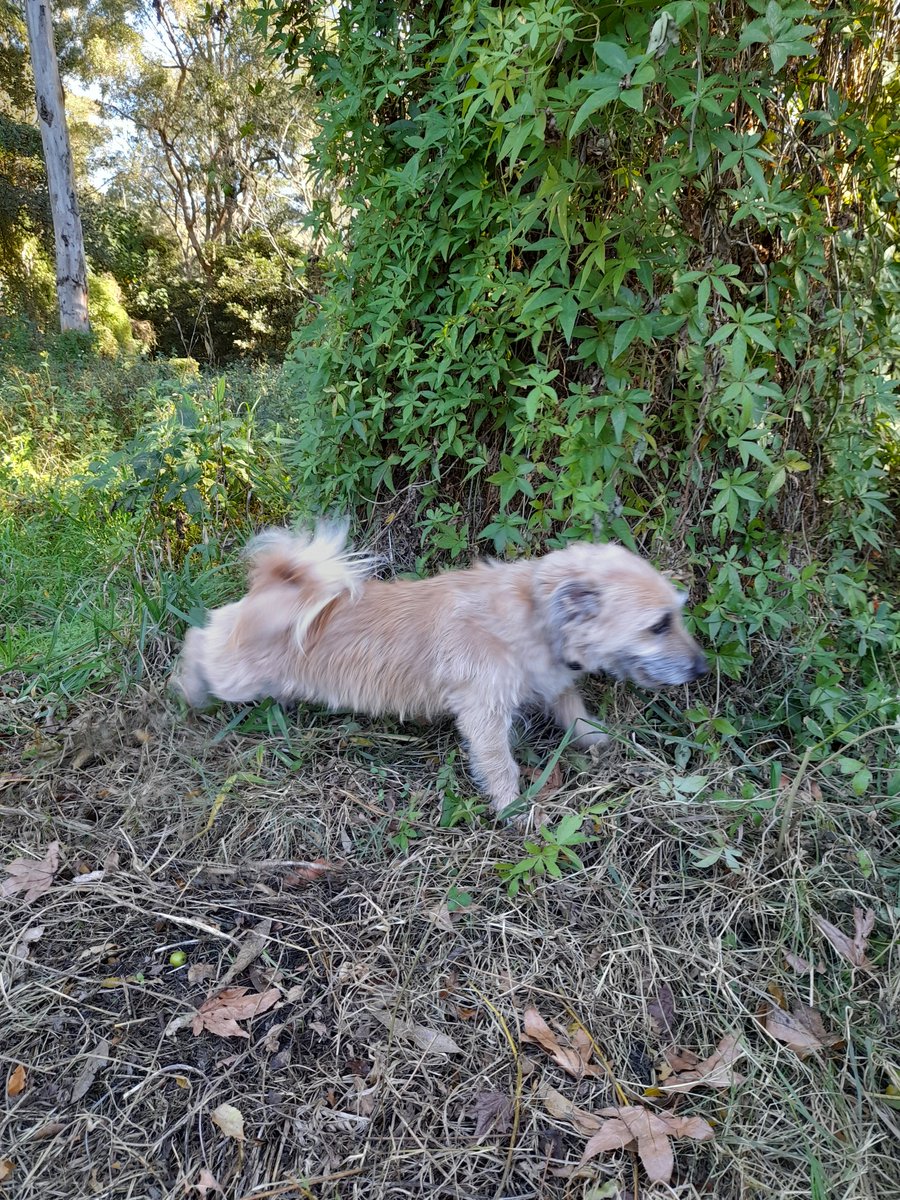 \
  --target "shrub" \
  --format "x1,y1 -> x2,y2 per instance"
88,271 -> 138,357
256,0 -> 900,758
80,375 -> 294,558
